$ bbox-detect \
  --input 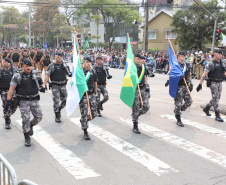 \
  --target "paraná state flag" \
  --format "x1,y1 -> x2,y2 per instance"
66,36 -> 88,117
